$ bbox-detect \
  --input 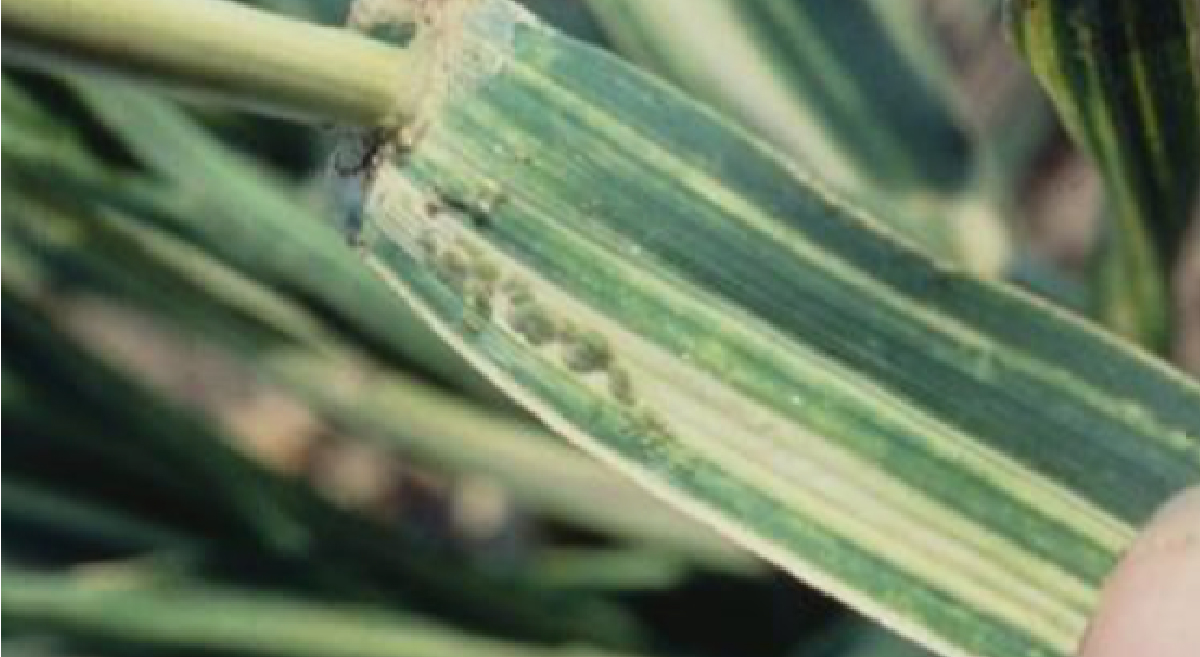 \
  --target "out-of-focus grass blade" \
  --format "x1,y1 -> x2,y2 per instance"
337,3 -> 1200,656
2,570 -> 643,657
2,480 -> 201,554
272,354 -> 749,568
58,75 -> 481,395
583,0 -> 1008,272
2,83 -> 746,569
1006,0 -> 1200,349
918,0 -> 1059,203
2,289 -> 646,648
525,547 -> 689,592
